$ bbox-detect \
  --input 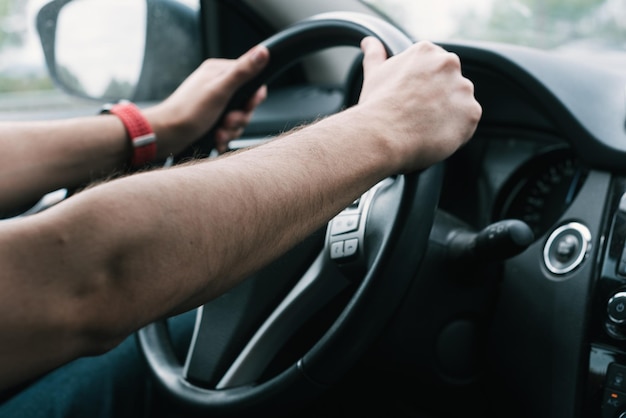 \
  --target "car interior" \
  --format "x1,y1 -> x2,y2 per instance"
7,0 -> 626,417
